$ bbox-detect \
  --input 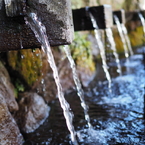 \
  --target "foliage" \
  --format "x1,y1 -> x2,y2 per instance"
71,0 -> 84,9
112,25 -> 145,53
122,0 -> 138,11
128,26 -> 145,47
112,28 -> 125,53
69,32 -> 95,72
